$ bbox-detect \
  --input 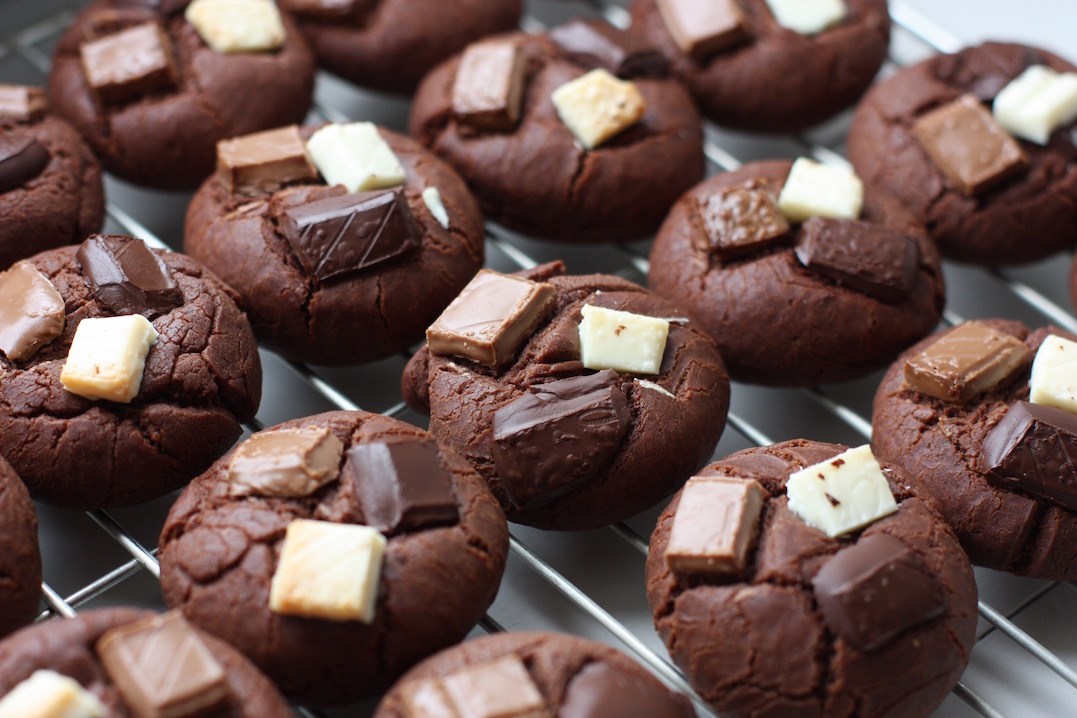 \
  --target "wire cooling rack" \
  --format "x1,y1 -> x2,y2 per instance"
3,0 -> 1077,715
